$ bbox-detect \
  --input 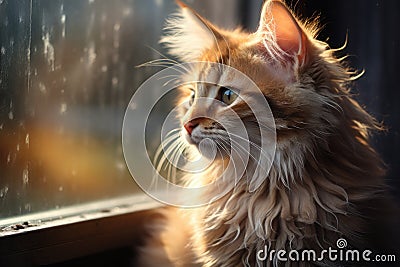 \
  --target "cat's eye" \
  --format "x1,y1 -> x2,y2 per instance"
219,87 -> 238,105
189,91 -> 195,105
